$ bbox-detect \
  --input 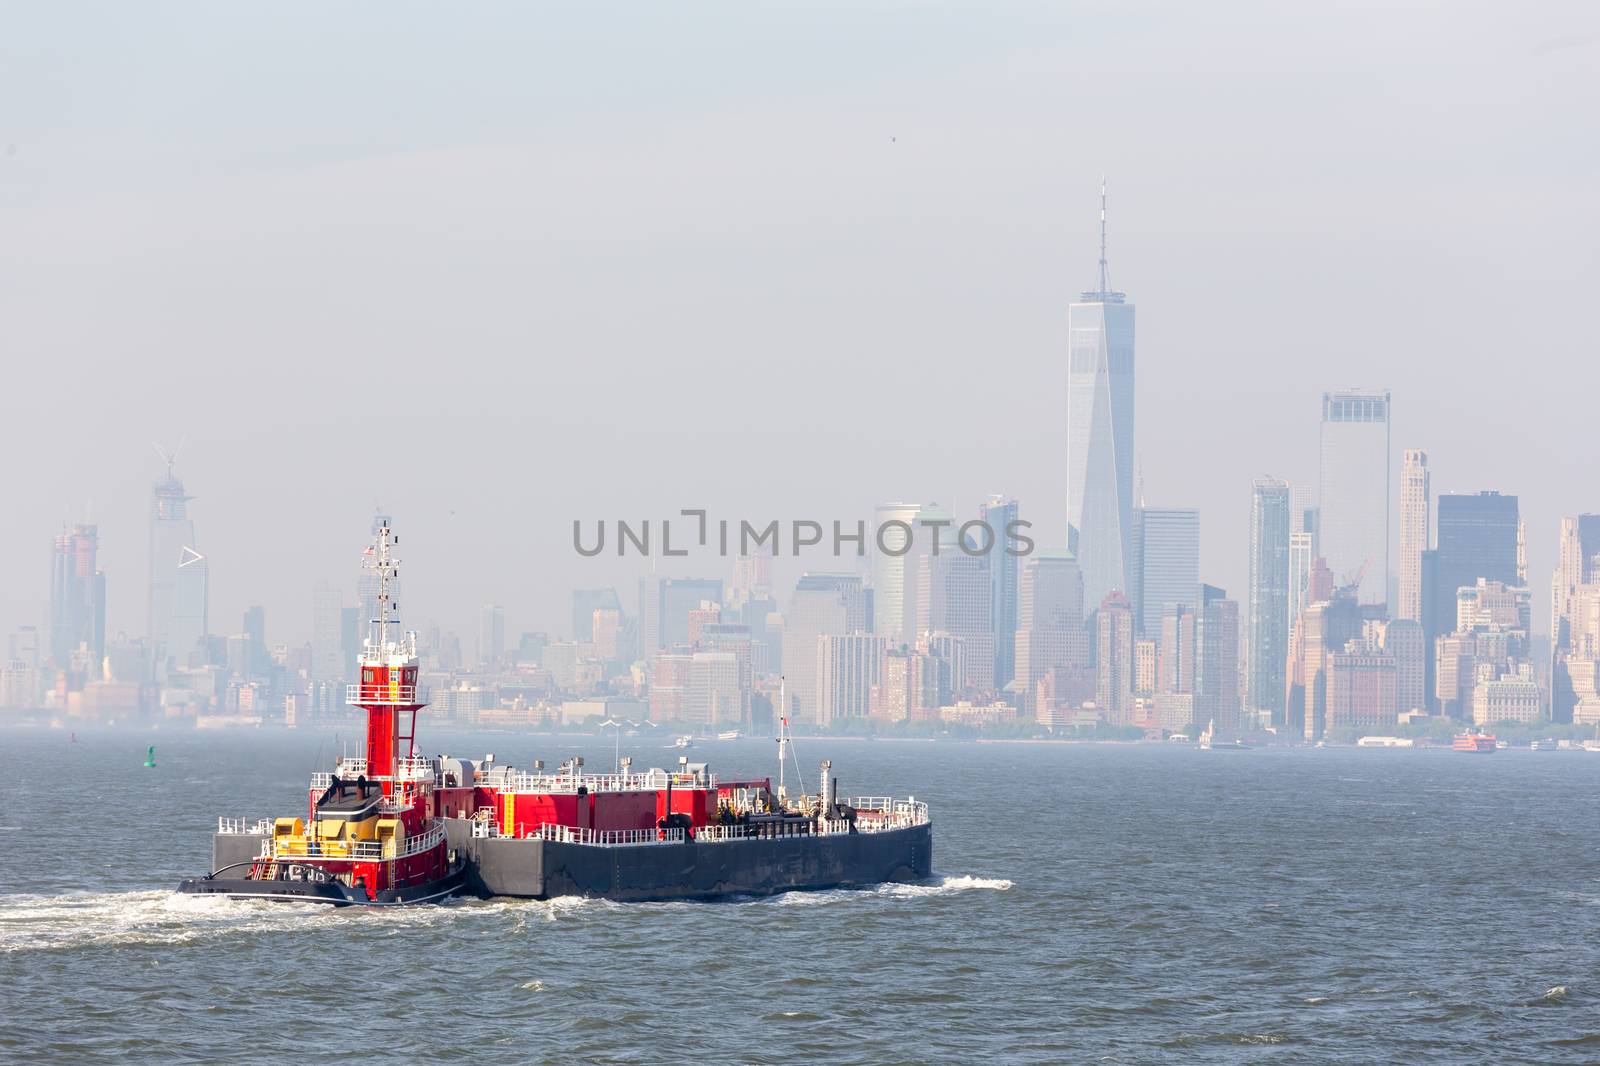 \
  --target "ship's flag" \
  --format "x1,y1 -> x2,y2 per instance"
363,546 -> 375,556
